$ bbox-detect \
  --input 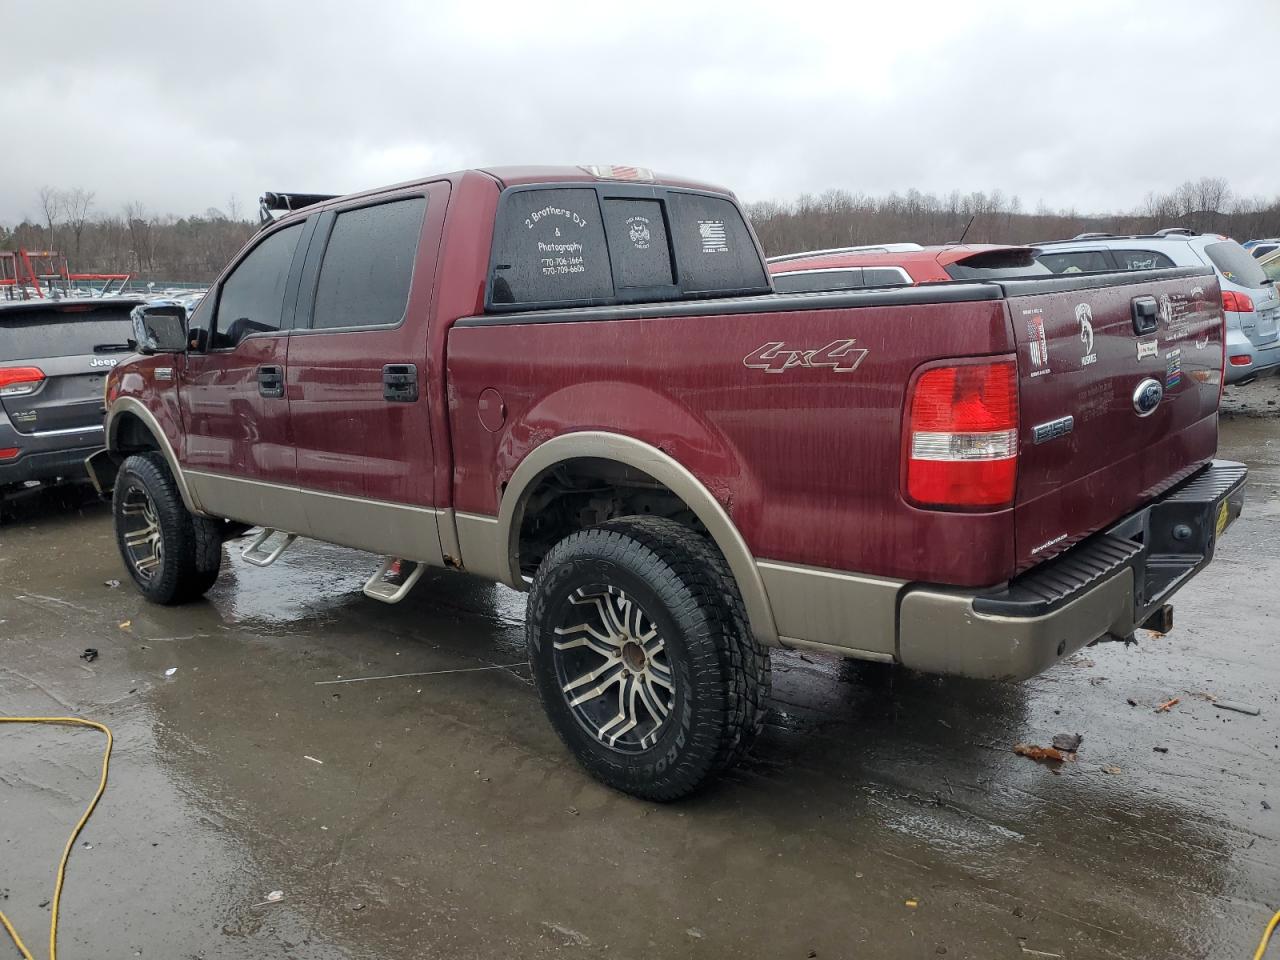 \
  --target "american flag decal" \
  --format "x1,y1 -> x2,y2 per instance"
1026,315 -> 1048,367
698,220 -> 728,253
